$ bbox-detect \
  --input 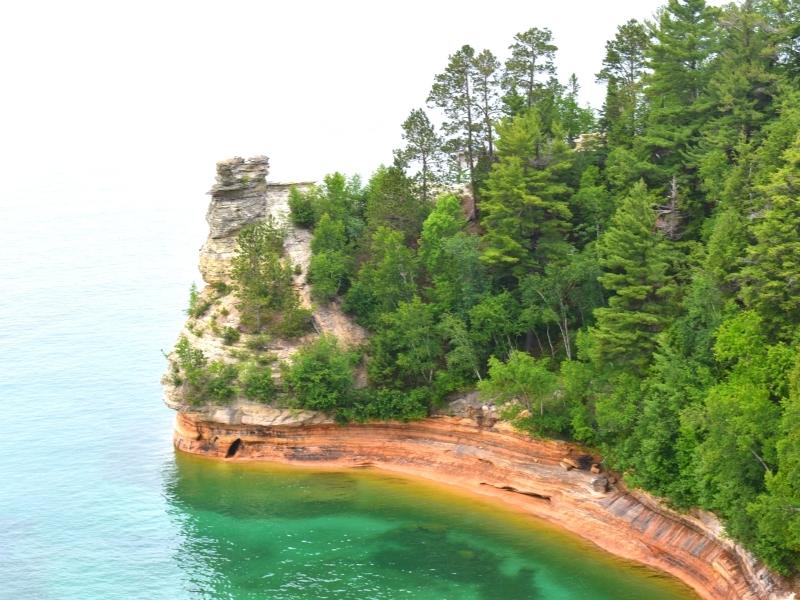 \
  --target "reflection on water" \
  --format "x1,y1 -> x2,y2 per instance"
163,454 -> 697,600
